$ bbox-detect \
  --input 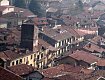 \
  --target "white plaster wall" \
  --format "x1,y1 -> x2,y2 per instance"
0,0 -> 9,6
